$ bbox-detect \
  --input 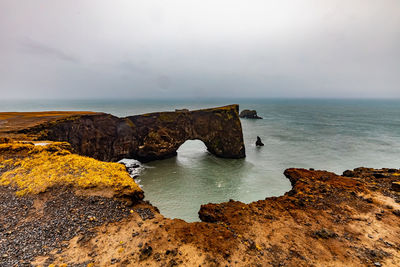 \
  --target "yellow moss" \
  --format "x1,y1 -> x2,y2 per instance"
125,118 -> 135,128
0,142 -> 72,158
158,112 -> 177,122
0,142 -> 34,151
148,131 -> 160,139
0,143 -> 142,197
